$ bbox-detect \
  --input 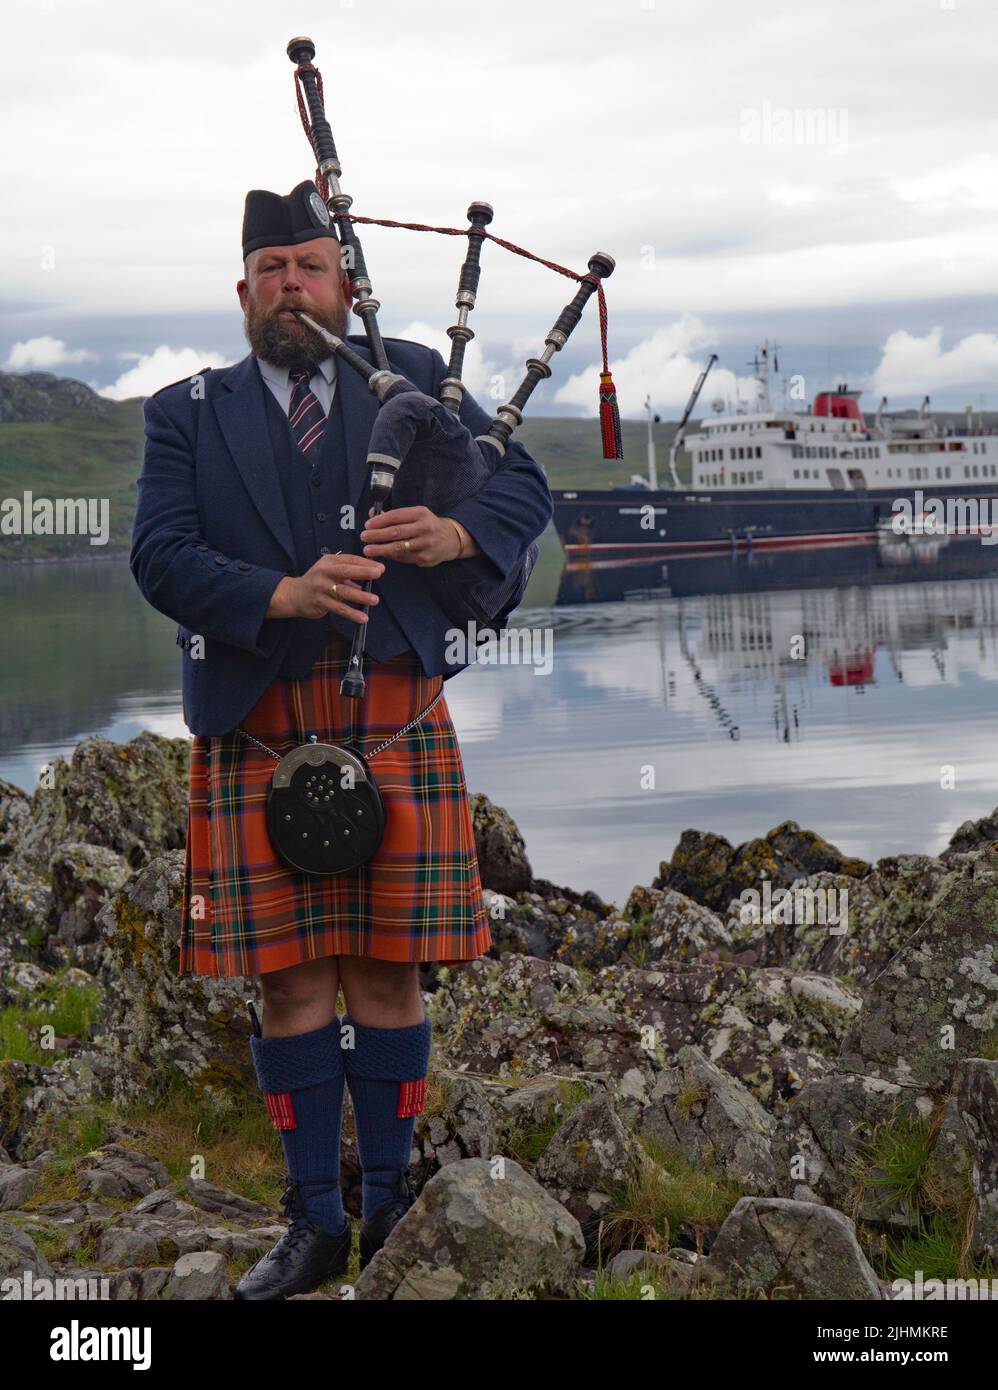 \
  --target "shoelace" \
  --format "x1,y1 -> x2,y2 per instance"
275,1179 -> 343,1262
